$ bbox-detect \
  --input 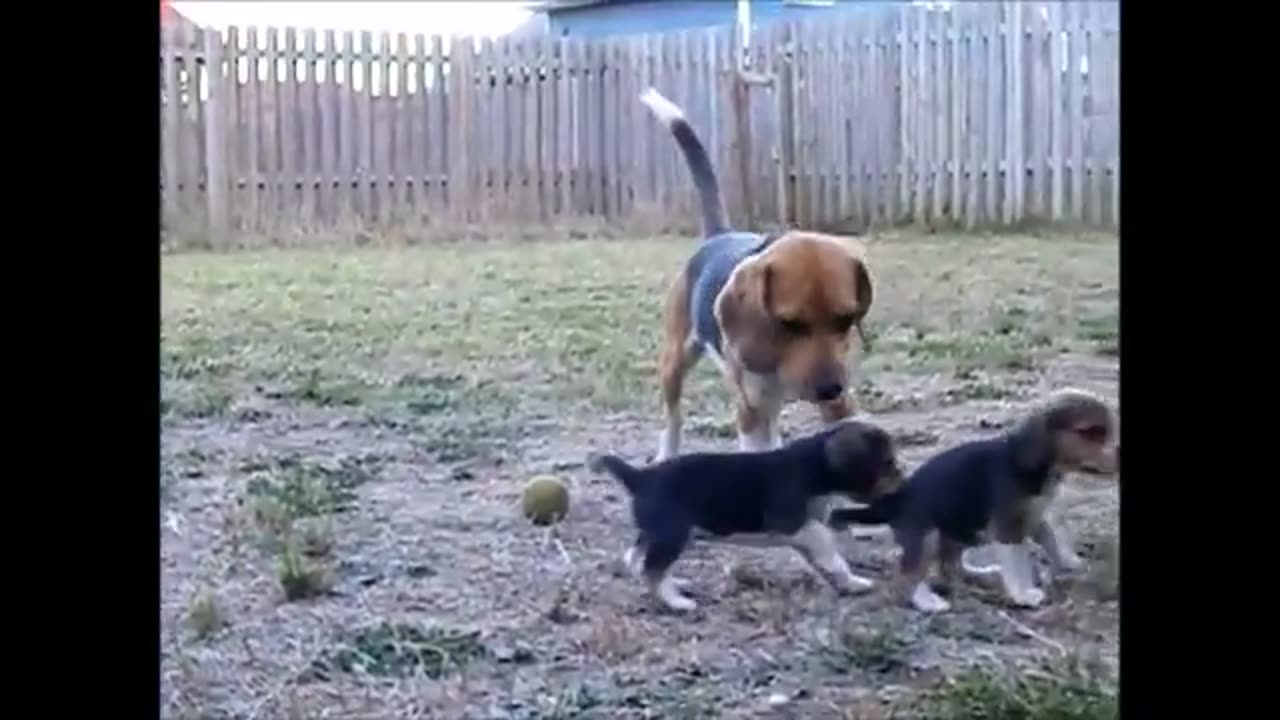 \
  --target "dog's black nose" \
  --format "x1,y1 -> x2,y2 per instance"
814,381 -> 844,402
